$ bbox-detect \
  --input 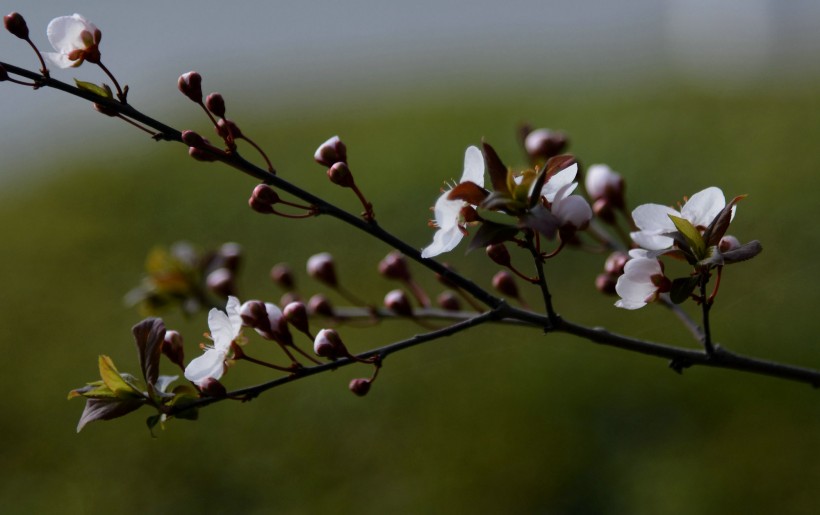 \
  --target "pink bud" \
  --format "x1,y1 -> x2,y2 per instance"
199,377 -> 227,397
249,184 -> 279,214
436,291 -> 461,311
306,252 -> 338,287
378,252 -> 411,281
283,301 -> 310,335
349,378 -> 371,397
308,294 -> 334,317
216,118 -> 243,139
178,72 -> 203,103
270,263 -> 295,290
240,300 -> 267,327
181,130 -> 206,147
314,135 -> 348,167
4,12 -> 28,40
205,92 -> 226,118
384,289 -> 413,316
604,252 -> 628,276
719,235 -> 741,253
162,330 -> 185,370
313,328 -> 348,359
486,243 -> 511,267
492,270 -> 519,298
327,162 -> 355,188
206,268 -> 235,297
585,164 -> 625,209
218,242 -> 242,272
595,273 -> 617,295
524,128 -> 568,160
